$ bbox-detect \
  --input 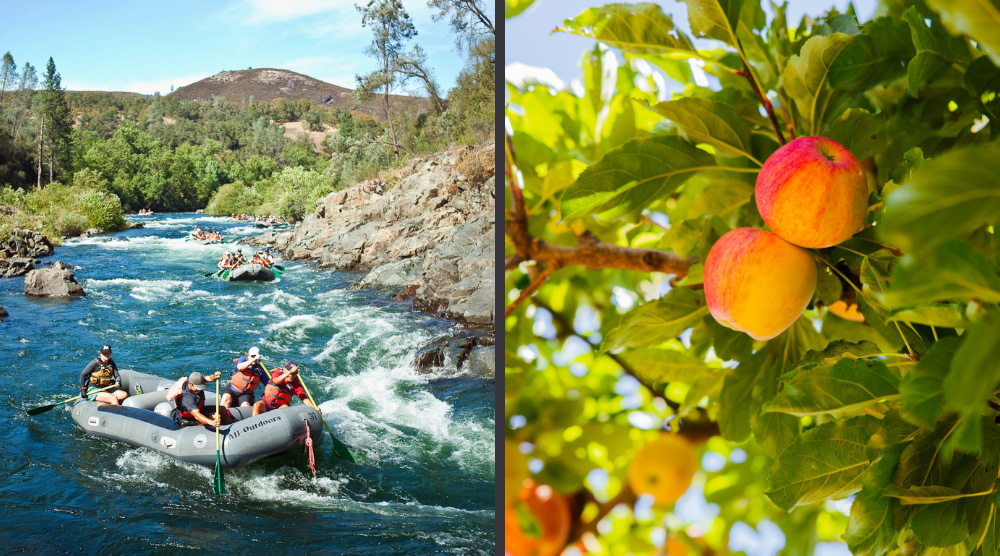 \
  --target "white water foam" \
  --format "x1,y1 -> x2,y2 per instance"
85,278 -> 194,303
